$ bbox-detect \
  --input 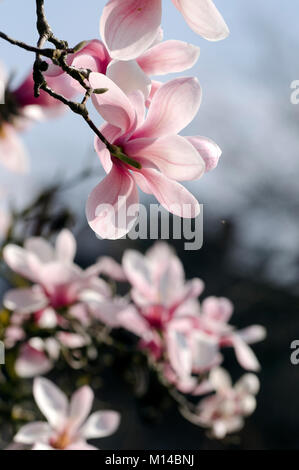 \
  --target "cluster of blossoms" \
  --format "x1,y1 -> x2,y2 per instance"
1,231 -> 265,447
0,0 -> 265,451
0,0 -> 226,240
